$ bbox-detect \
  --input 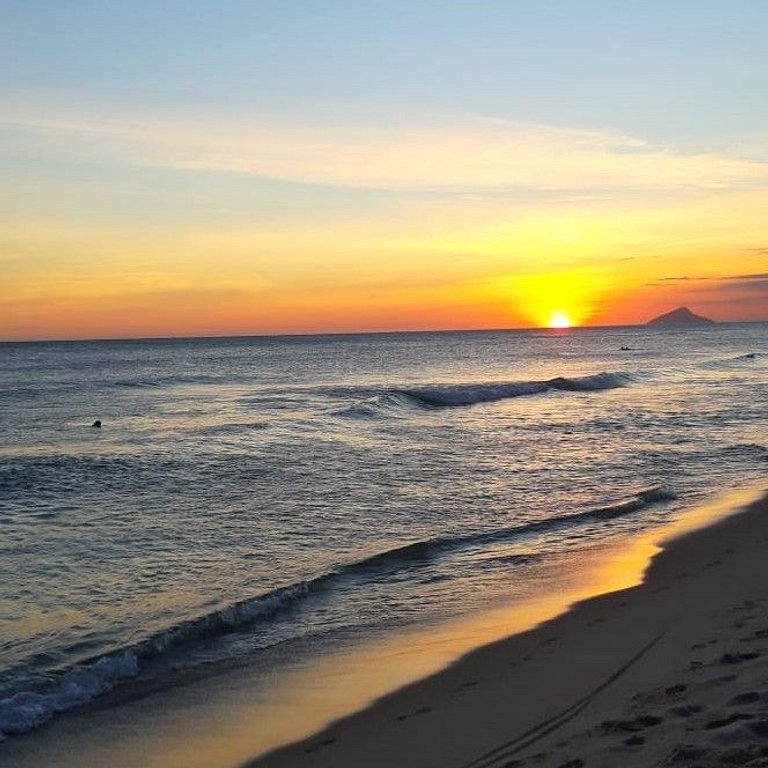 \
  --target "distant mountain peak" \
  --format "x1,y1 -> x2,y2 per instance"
647,306 -> 715,327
